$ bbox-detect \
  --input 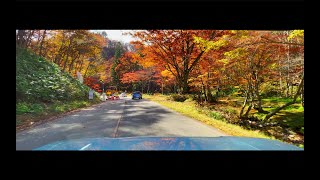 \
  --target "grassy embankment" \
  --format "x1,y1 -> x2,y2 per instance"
144,94 -> 304,147
16,47 -> 102,131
